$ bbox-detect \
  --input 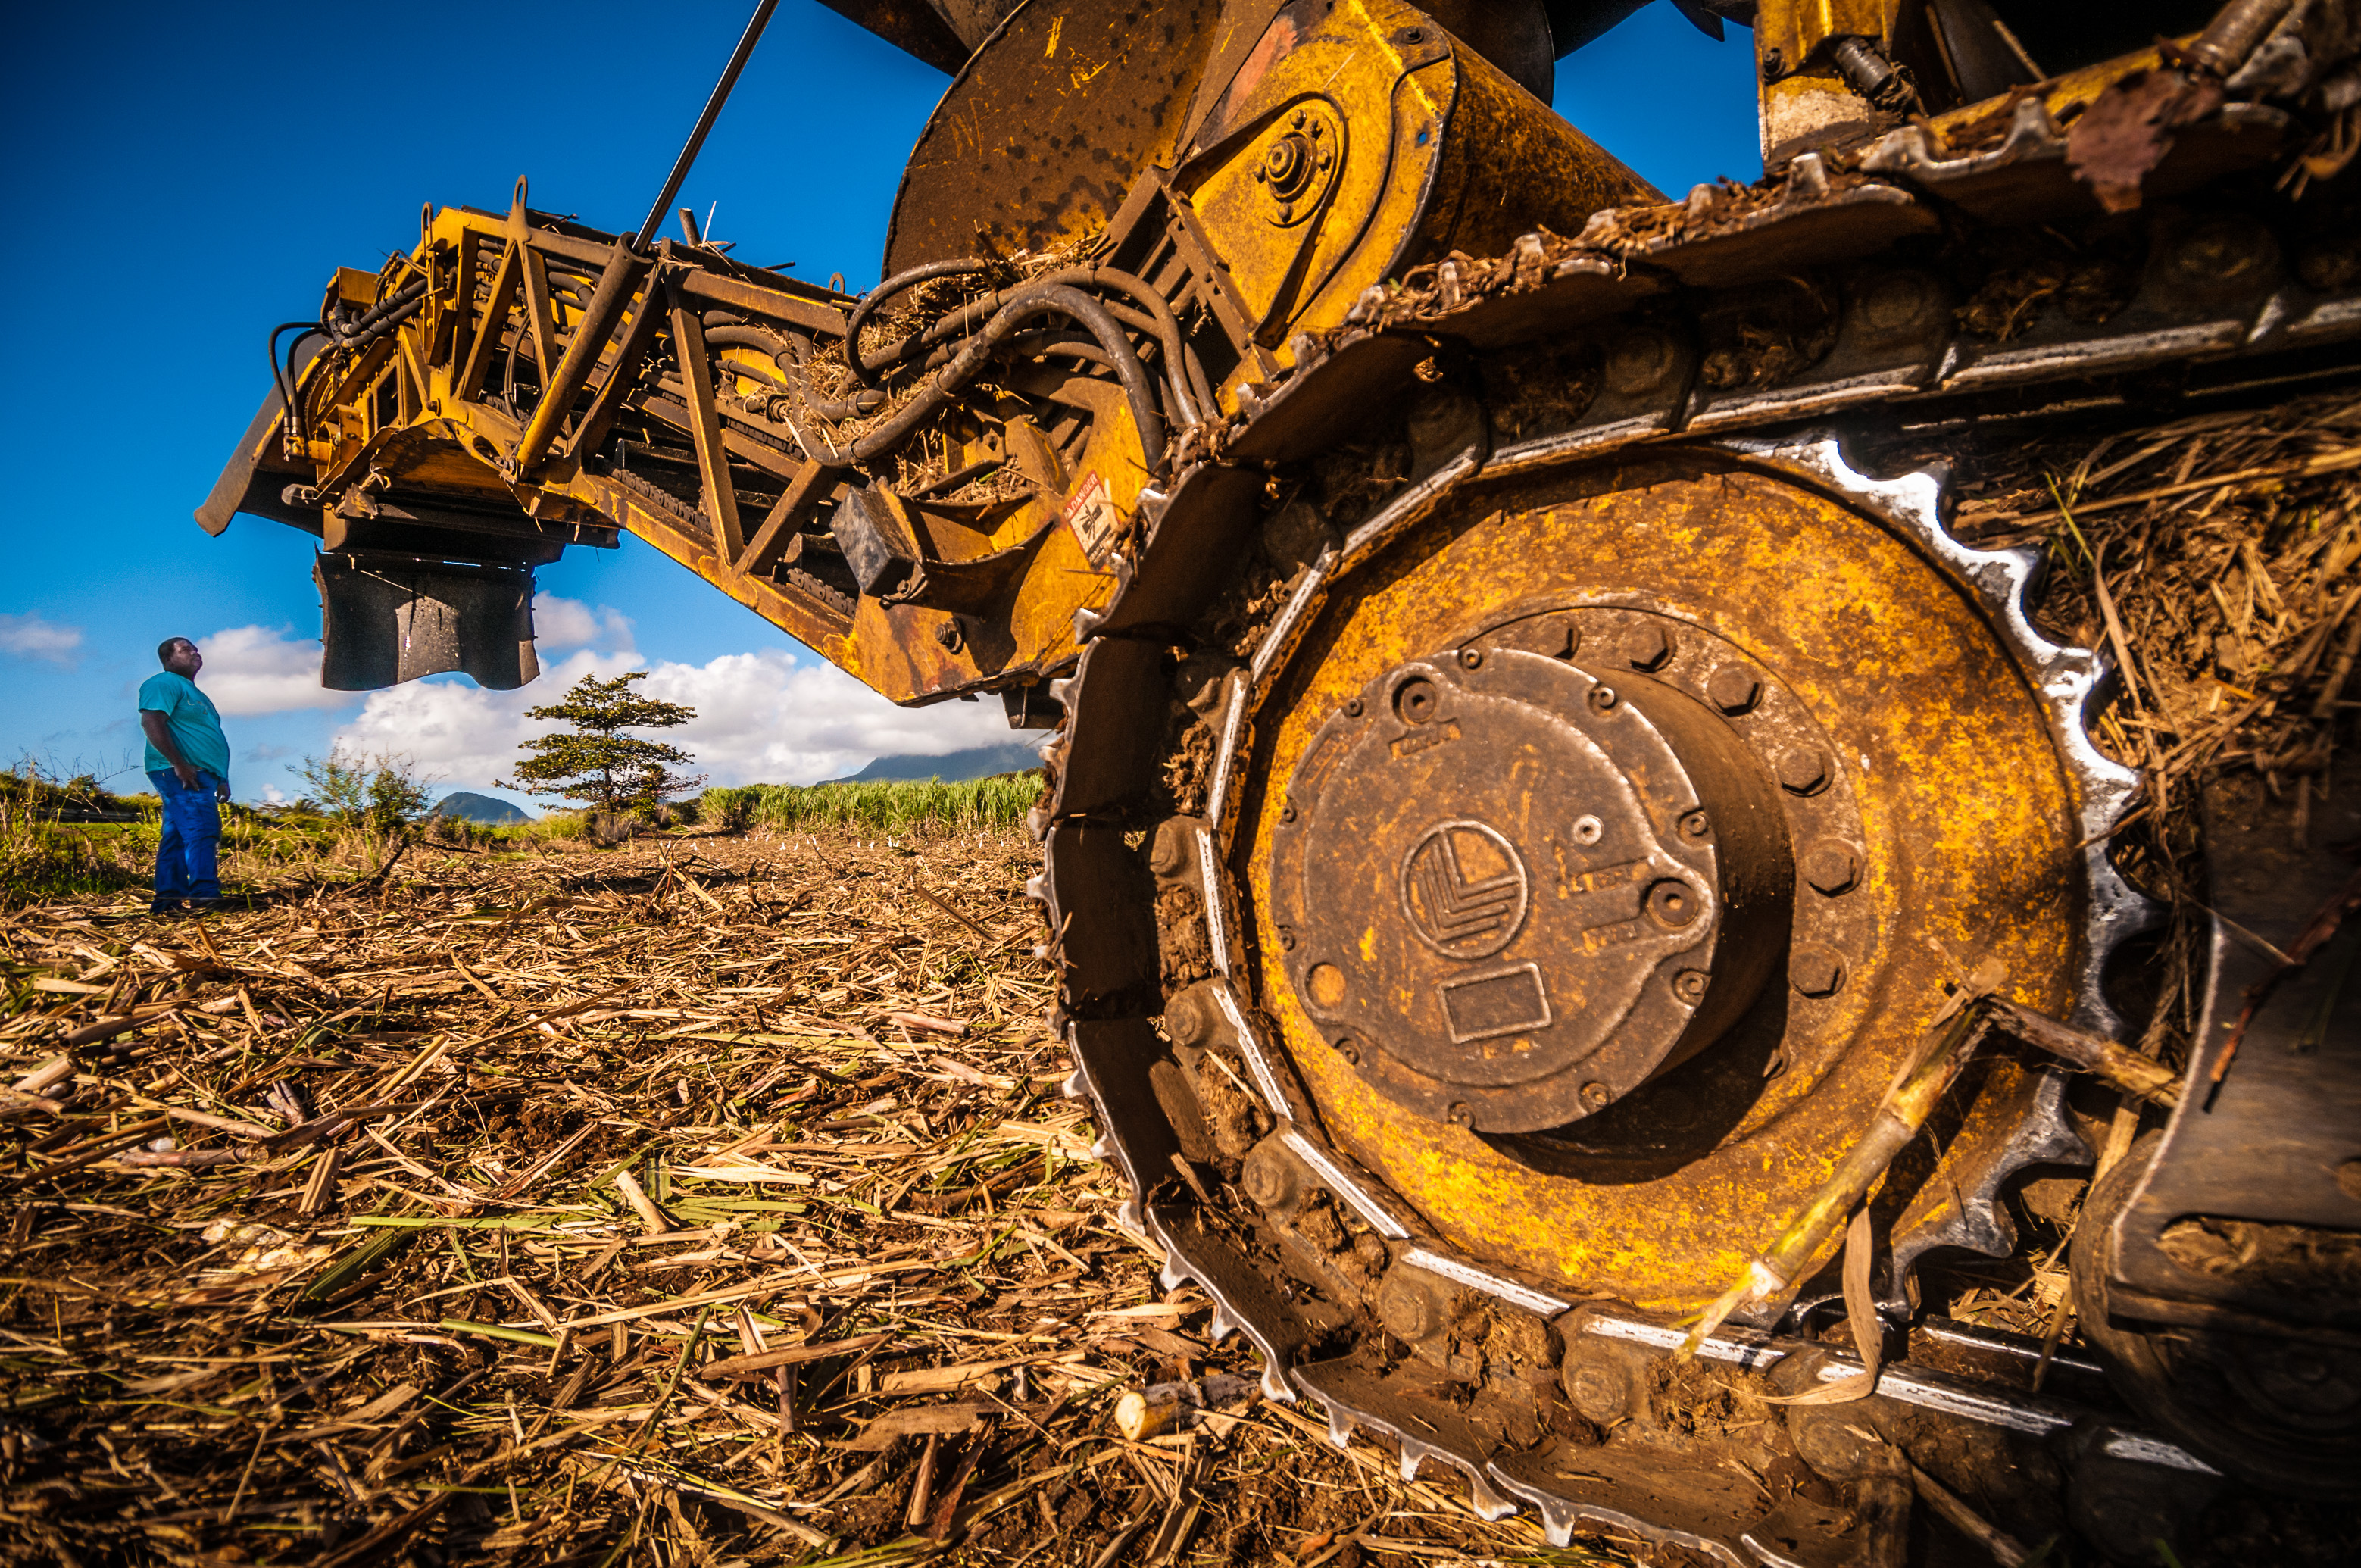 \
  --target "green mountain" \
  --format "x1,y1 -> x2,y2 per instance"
827,742 -> 1043,783
432,790 -> 532,824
